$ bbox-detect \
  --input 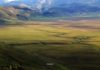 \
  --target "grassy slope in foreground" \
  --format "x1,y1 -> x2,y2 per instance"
0,21 -> 100,70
